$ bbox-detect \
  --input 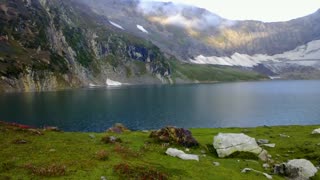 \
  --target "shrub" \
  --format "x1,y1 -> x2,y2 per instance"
113,163 -> 168,180
96,150 -> 109,161
24,163 -> 66,177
